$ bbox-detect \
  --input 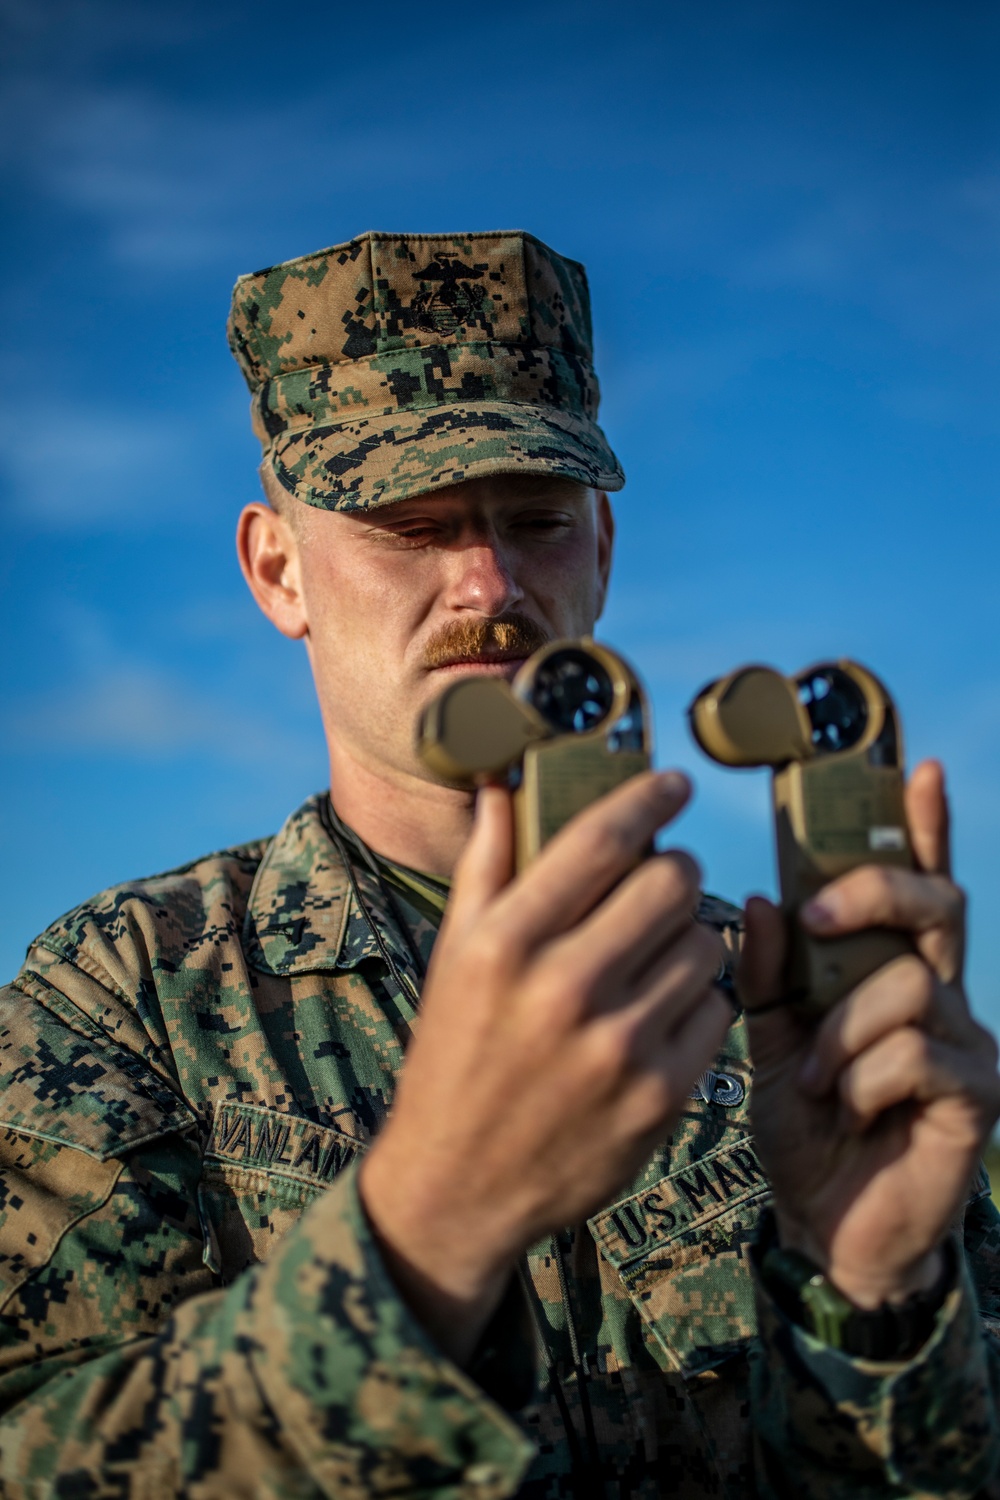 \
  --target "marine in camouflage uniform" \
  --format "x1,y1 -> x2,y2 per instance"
1,233 -> 999,1498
